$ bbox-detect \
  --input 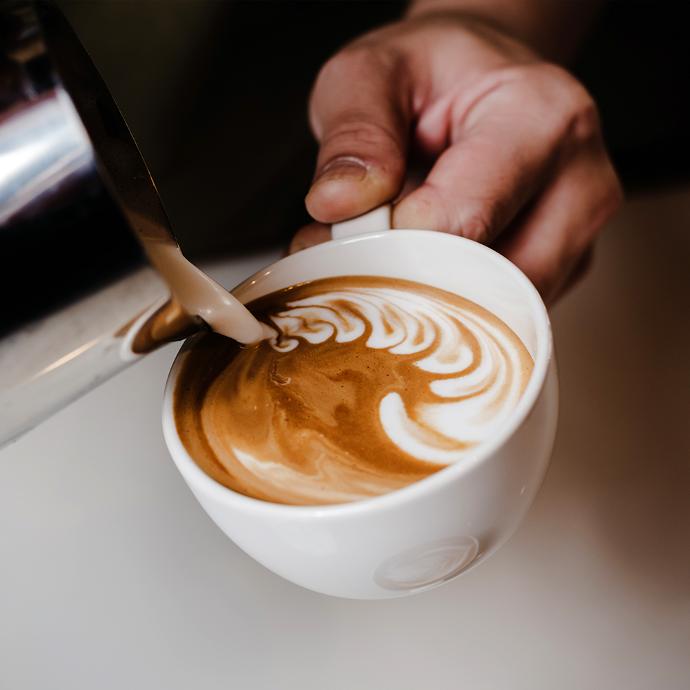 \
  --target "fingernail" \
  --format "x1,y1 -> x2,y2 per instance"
312,156 -> 368,189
